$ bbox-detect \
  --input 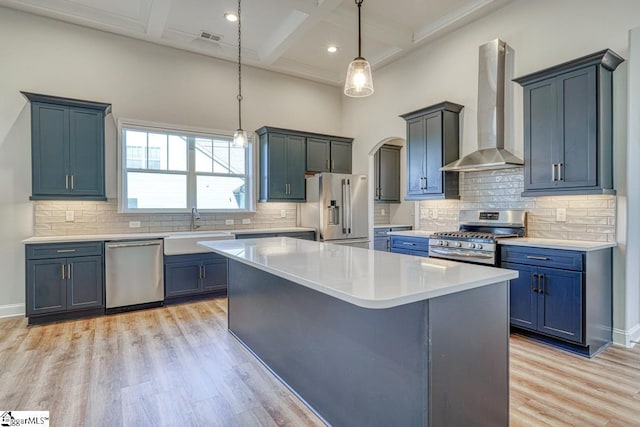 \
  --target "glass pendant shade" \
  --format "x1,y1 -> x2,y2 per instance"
233,128 -> 248,148
344,57 -> 374,97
